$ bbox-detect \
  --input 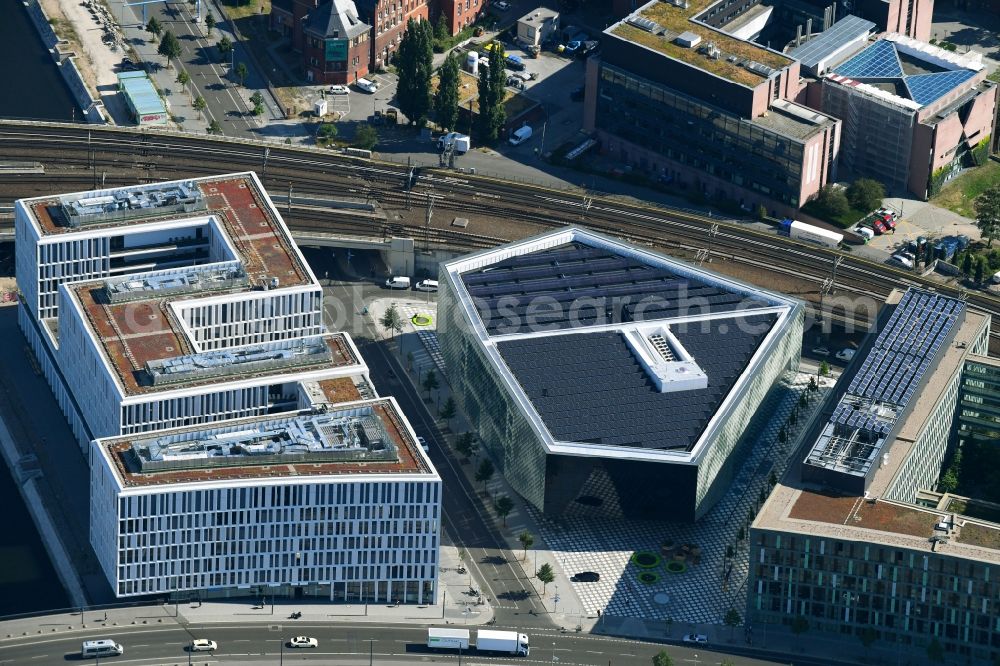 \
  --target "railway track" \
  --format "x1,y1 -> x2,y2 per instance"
0,121 -> 997,345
